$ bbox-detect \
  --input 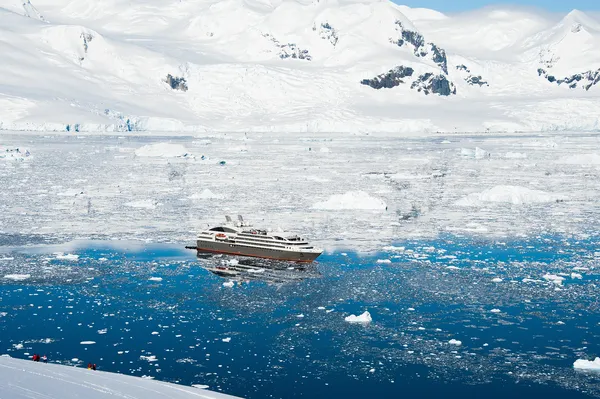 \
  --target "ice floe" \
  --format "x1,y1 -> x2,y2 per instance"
345,311 -> 372,324
556,153 -> 600,165
573,358 -> 600,371
188,189 -> 224,200
148,277 -> 163,282
134,143 -> 192,158
125,199 -> 158,209
460,147 -> 489,159
3,274 -> 31,281
455,185 -> 566,206
448,339 -> 462,346
543,274 -> 565,285
312,191 -> 386,210
53,253 -> 79,261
